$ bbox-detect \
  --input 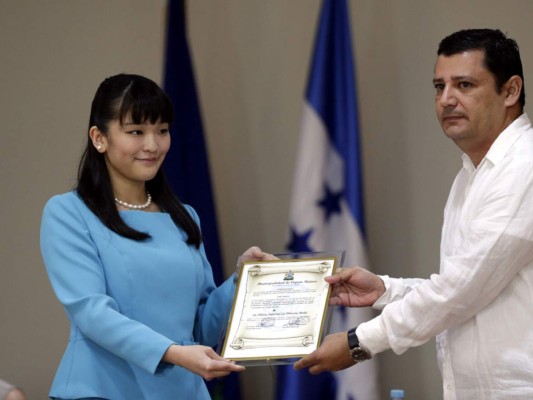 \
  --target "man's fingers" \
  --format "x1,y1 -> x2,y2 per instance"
294,356 -> 325,375
294,354 -> 315,370
327,267 -> 345,281
328,296 -> 343,306
324,275 -> 341,284
339,267 -> 359,280
308,365 -> 325,375
326,267 -> 357,284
